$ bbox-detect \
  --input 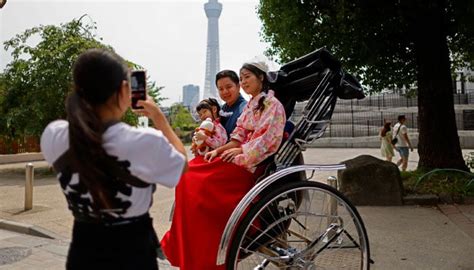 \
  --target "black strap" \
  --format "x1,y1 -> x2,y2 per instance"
394,123 -> 401,138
